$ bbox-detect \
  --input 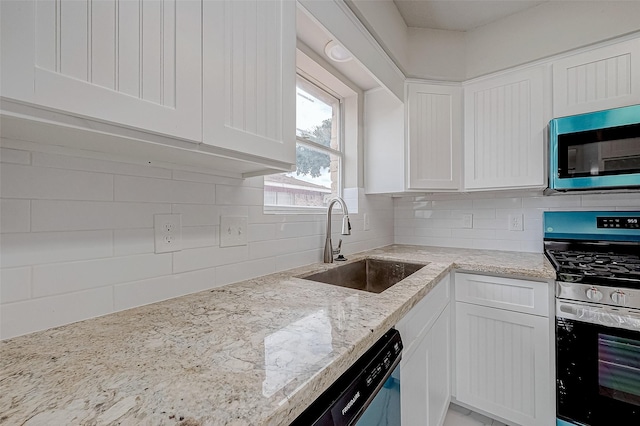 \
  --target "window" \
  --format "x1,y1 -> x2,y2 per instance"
264,76 -> 343,210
